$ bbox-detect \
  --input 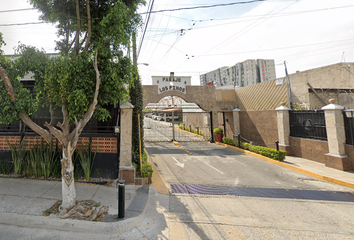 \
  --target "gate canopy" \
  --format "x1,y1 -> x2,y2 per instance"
157,108 -> 182,113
